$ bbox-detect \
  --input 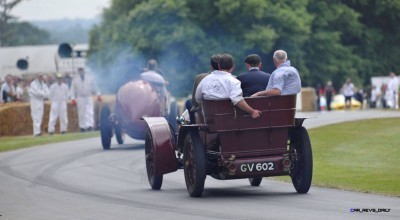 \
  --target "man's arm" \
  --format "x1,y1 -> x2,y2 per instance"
251,88 -> 281,97
28,82 -> 45,98
194,80 -> 204,102
236,100 -> 261,119
191,75 -> 202,109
